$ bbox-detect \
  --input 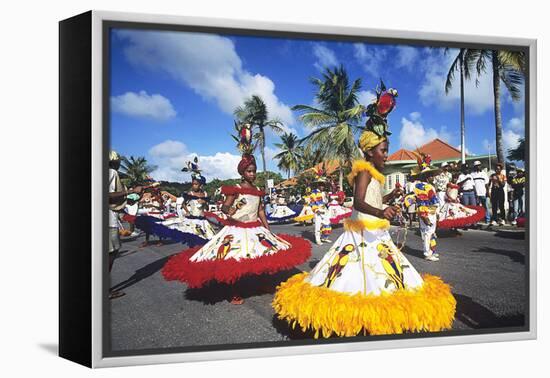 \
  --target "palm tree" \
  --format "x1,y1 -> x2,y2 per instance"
292,65 -> 365,189
119,156 -> 157,187
445,48 -> 478,164
469,49 -> 525,163
507,137 -> 525,162
297,144 -> 324,173
273,133 -> 303,179
234,95 -> 284,190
